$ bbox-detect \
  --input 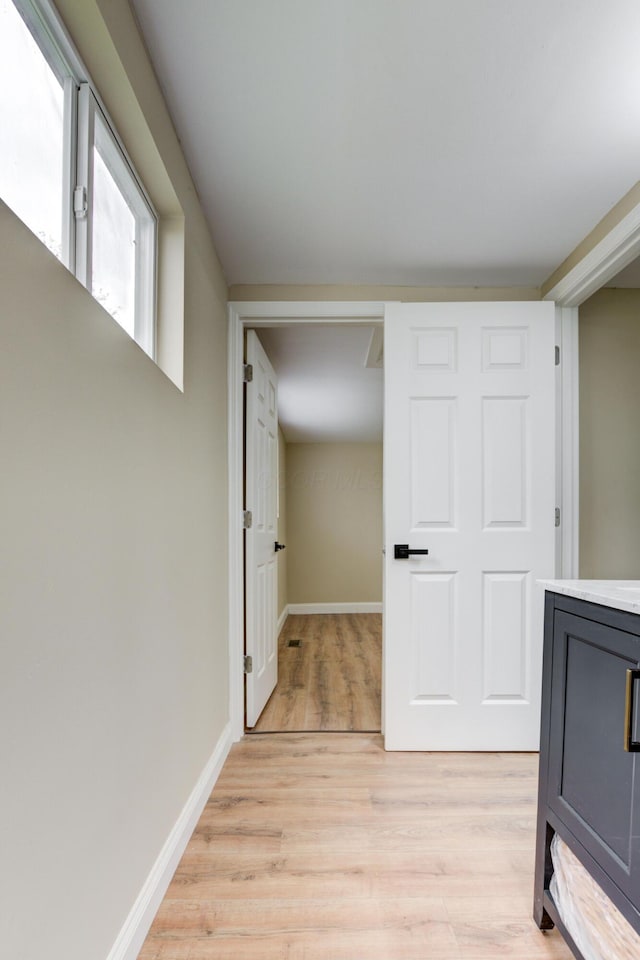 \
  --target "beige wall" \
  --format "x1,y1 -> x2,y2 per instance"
0,3 -> 229,959
285,443 -> 383,604
3,2 -> 637,953
277,427 -> 288,618
580,288 -> 640,578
